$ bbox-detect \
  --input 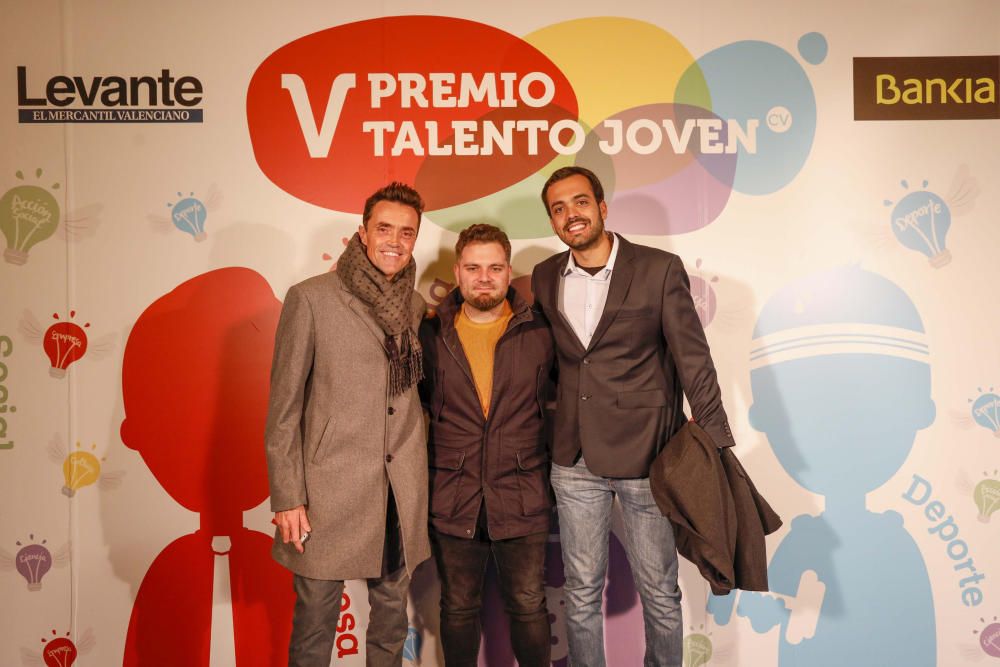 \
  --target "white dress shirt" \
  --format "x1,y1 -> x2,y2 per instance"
557,233 -> 620,349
